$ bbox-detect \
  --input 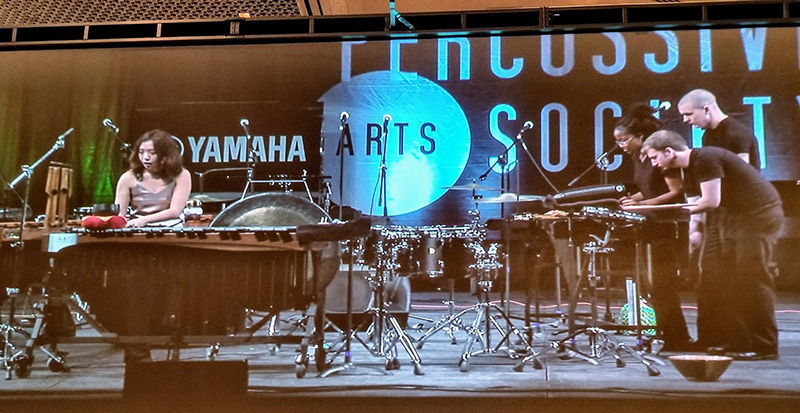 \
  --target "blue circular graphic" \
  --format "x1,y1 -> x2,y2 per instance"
319,71 -> 470,216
